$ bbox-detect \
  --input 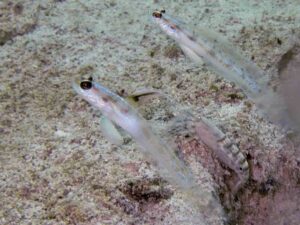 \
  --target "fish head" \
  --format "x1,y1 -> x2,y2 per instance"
72,76 -> 116,115
152,10 -> 181,41
73,76 -> 141,136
